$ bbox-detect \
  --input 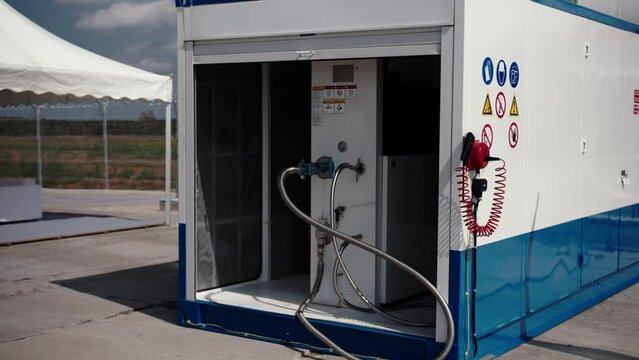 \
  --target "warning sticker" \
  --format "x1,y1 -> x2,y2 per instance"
481,124 -> 494,149
482,94 -> 493,115
346,85 -> 357,99
313,85 -> 357,114
495,92 -> 507,119
508,122 -> 519,148
510,95 -> 519,116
